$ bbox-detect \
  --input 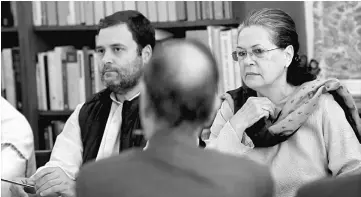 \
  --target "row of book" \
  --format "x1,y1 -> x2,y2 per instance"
2,26 -> 242,111
43,120 -> 65,150
32,1 -> 233,26
1,48 -> 22,111
187,26 -> 243,94
32,27 -> 242,112
35,46 -> 104,111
